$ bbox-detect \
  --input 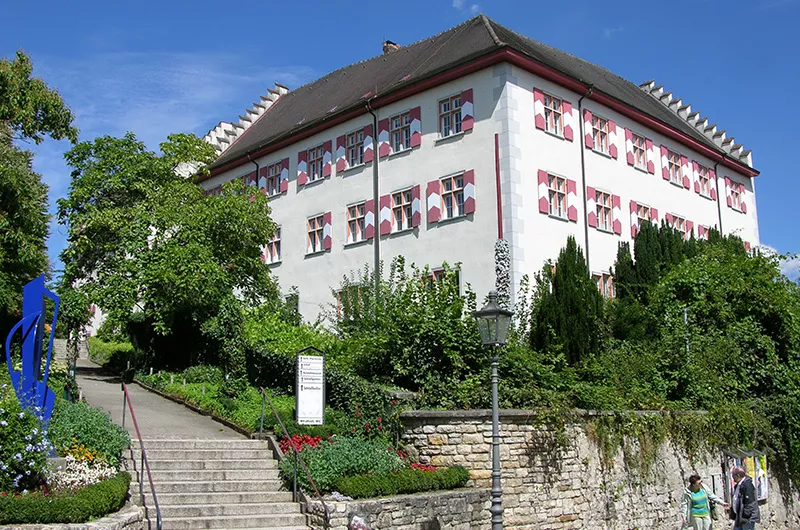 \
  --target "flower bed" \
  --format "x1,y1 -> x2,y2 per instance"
0,471 -> 131,524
